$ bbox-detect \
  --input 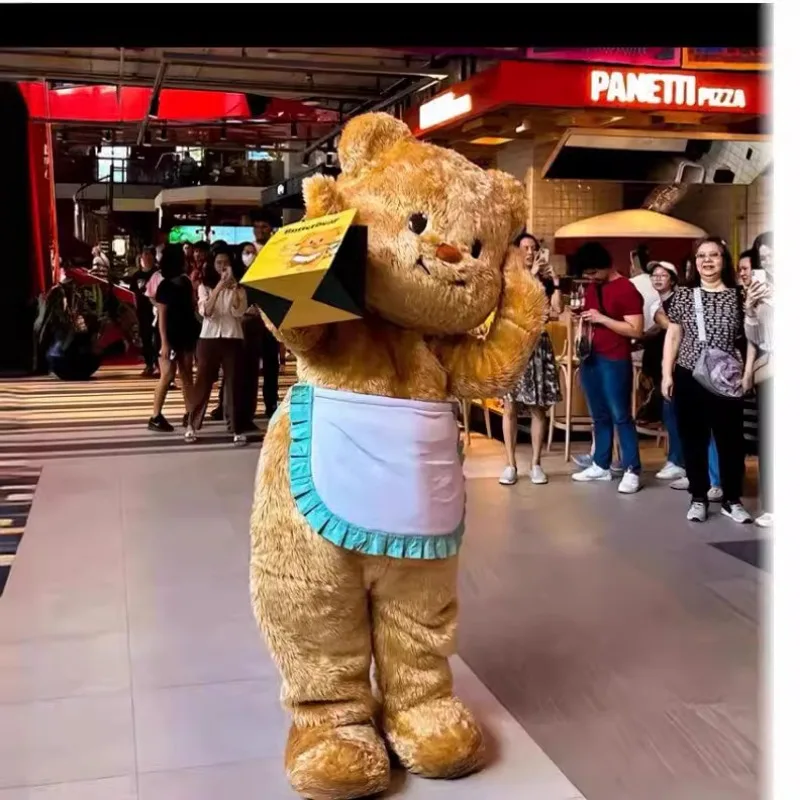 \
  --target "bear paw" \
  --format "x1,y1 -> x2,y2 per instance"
286,723 -> 391,800
383,696 -> 485,779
